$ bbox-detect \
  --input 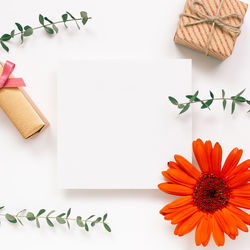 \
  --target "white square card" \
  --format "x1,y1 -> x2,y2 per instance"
57,59 -> 192,189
